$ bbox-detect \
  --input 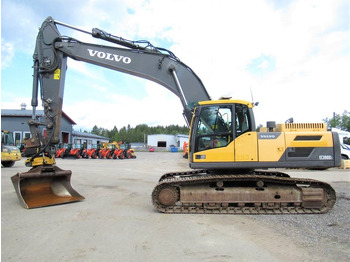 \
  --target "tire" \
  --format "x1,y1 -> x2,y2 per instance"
2,161 -> 15,167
